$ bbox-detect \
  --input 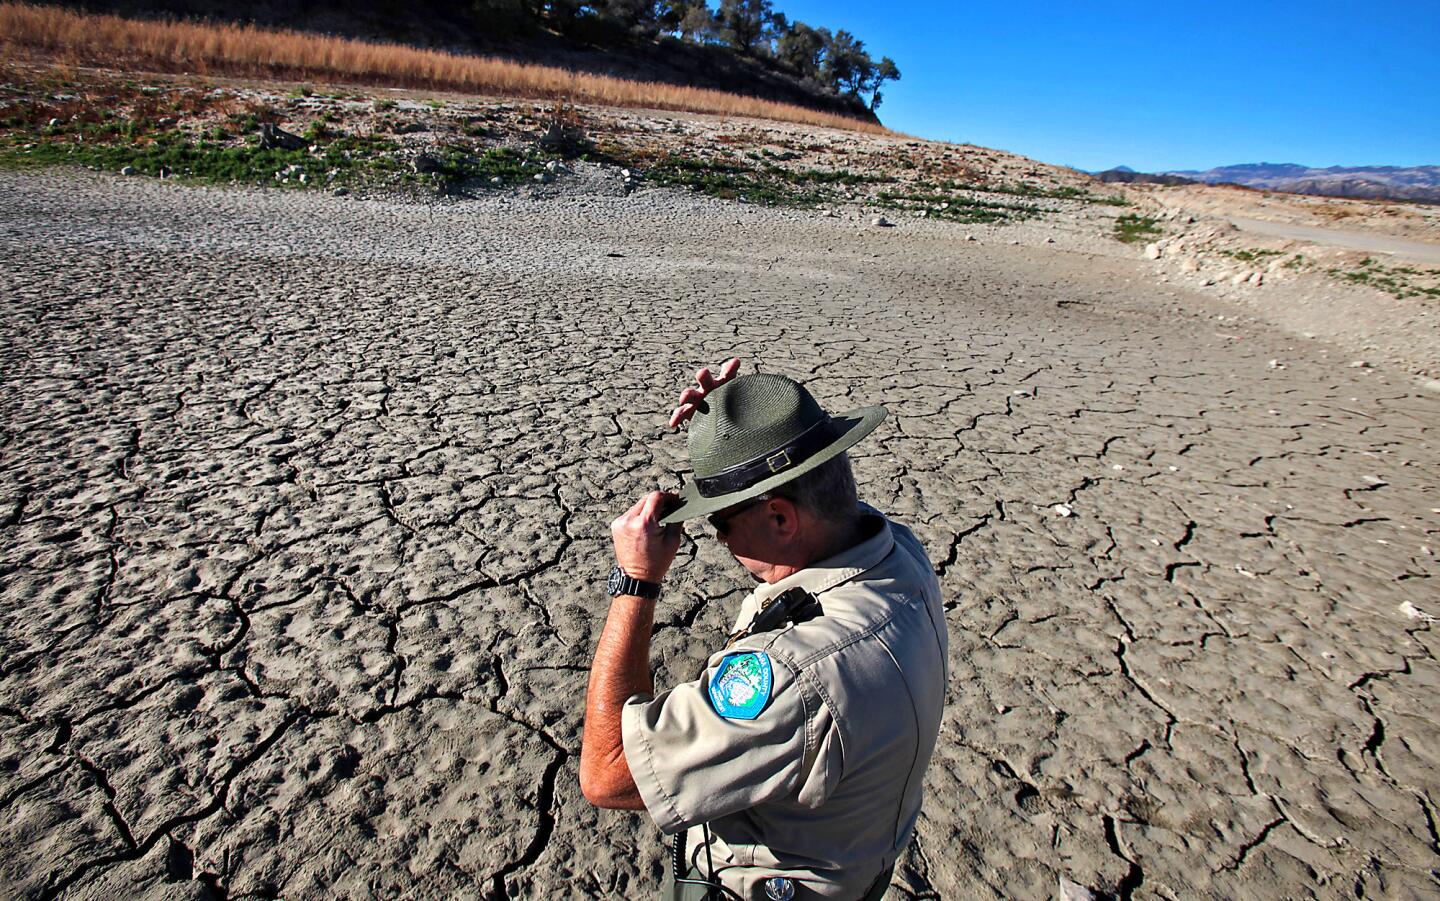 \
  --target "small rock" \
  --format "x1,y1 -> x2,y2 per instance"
966,234 -> 977,242
996,704 -> 1009,714
1111,464 -> 1124,471
259,122 -> 306,151
1052,504 -> 1073,518
1144,242 -> 1161,260
534,171 -> 552,183
1045,237 -> 1056,244
545,159 -> 559,173
333,187 -> 349,196
871,215 -> 891,227
1059,875 -> 1097,901
1248,271 -> 1264,287
490,176 -> 502,185
412,154 -> 443,175
620,168 -> 631,178
1362,475 -> 1387,487
120,166 -> 136,176
1180,258 -> 1200,273
1350,360 -> 1371,368
1268,359 -> 1284,370
1400,602 -> 1435,623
